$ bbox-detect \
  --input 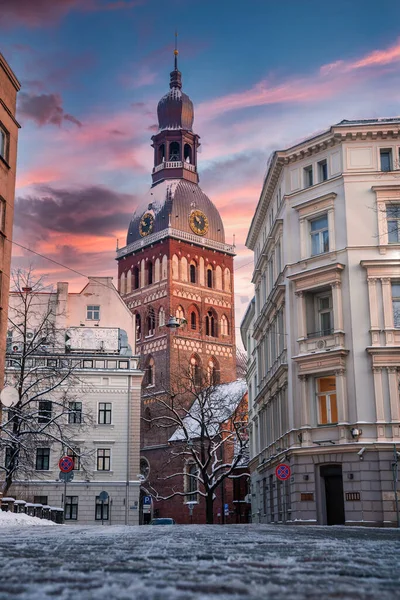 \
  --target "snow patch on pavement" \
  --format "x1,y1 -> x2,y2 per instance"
0,510 -> 56,527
